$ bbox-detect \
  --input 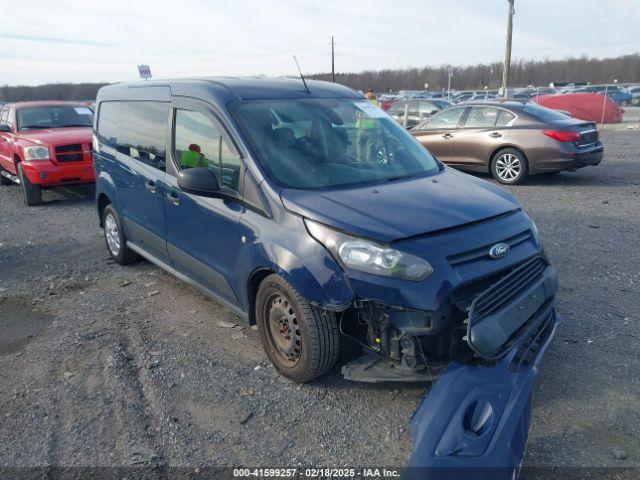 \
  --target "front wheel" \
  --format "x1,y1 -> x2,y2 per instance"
17,163 -> 42,205
491,148 -> 529,185
255,274 -> 339,383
